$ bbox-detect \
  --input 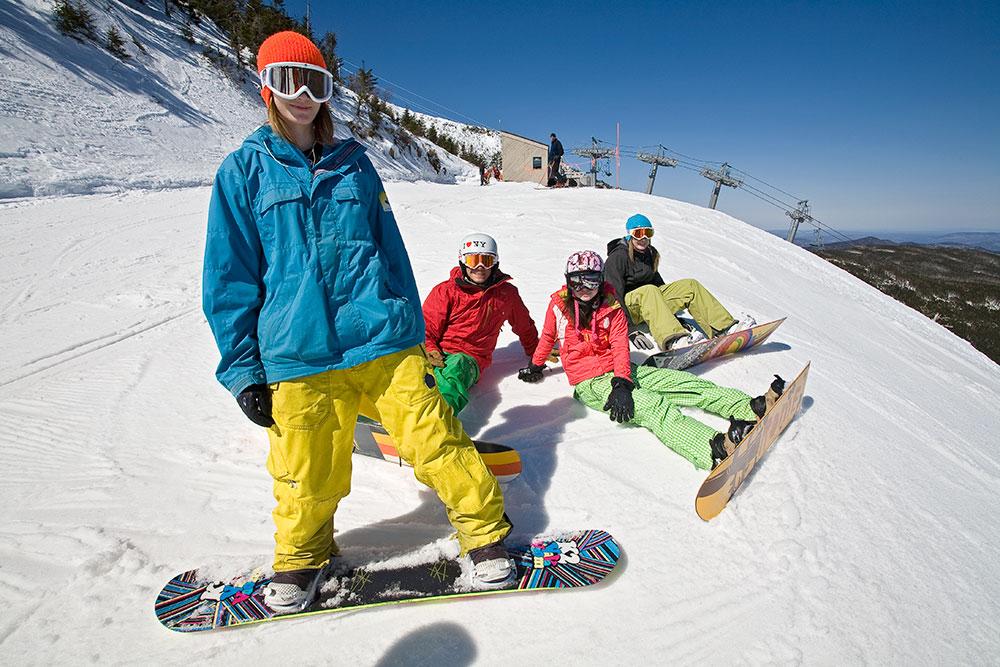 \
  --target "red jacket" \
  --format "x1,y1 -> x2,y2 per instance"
423,267 -> 539,373
531,284 -> 632,386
